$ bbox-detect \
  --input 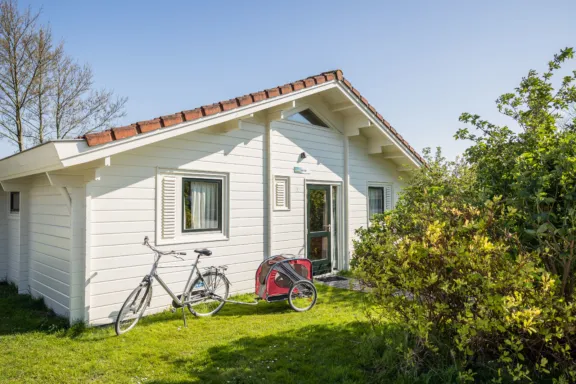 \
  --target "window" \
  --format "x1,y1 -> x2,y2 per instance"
274,176 -> 290,210
368,187 -> 384,218
286,109 -> 329,128
182,178 -> 222,232
157,169 -> 229,245
10,192 -> 20,213
368,184 -> 393,220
